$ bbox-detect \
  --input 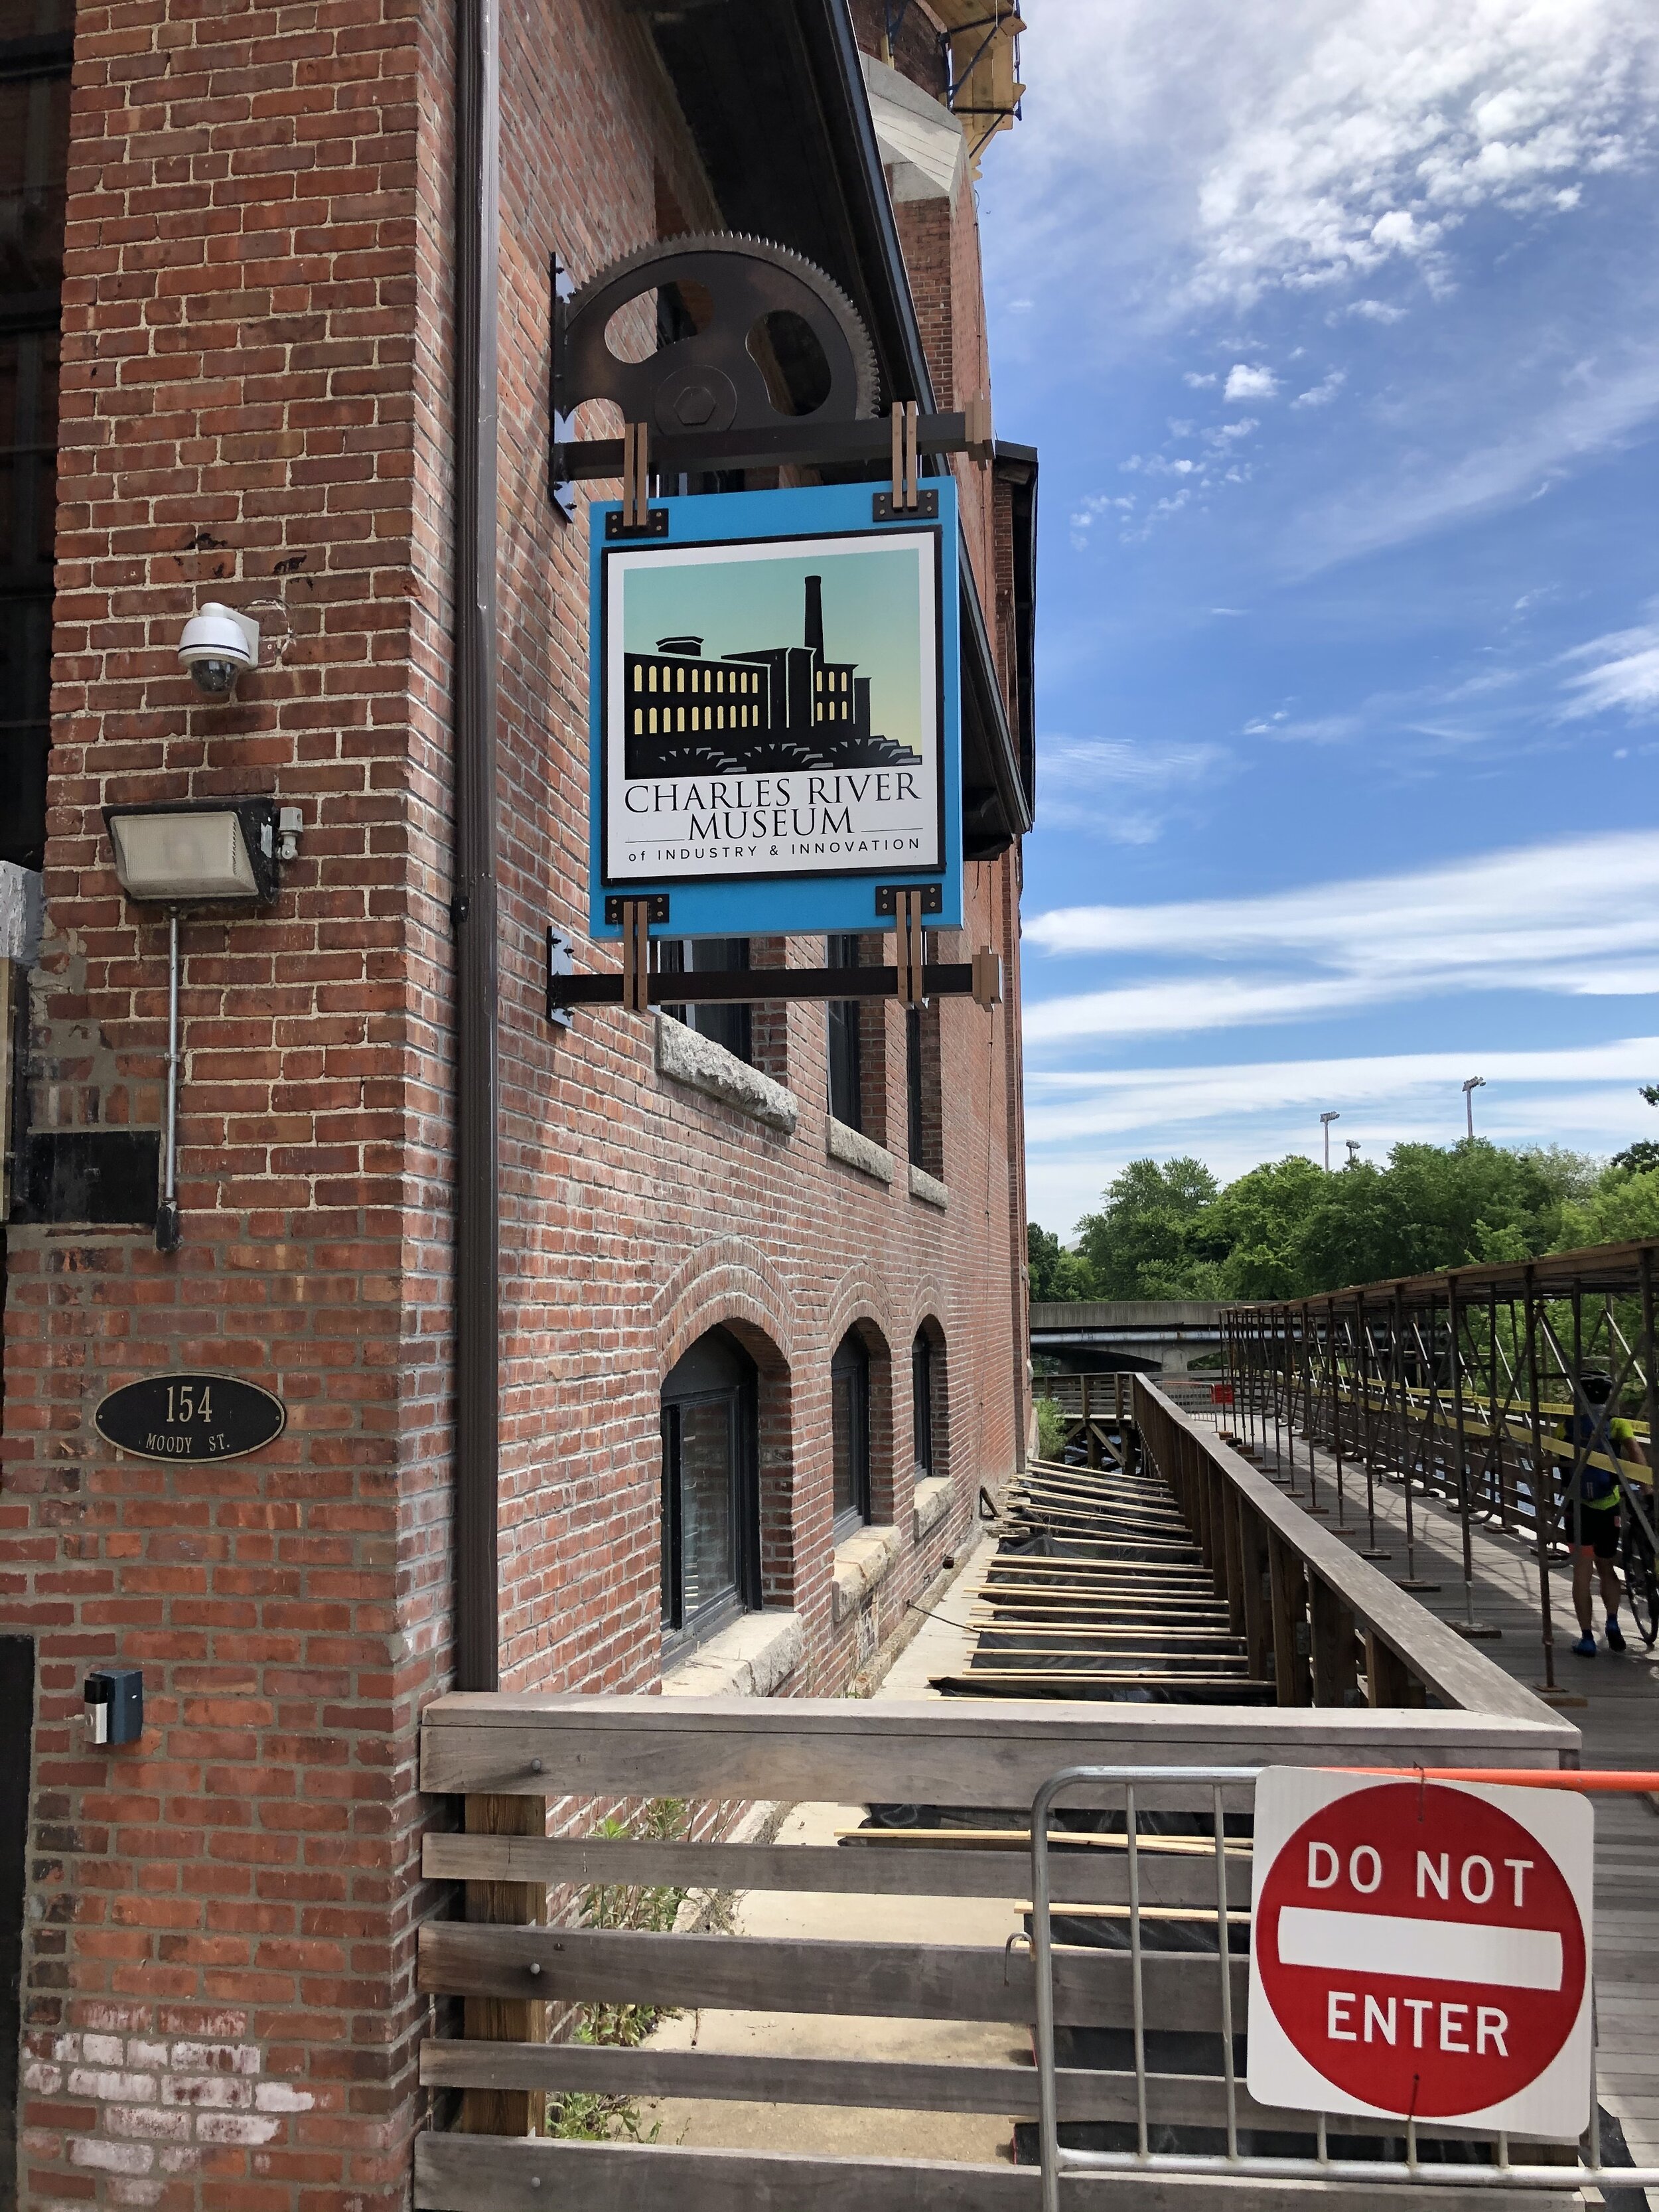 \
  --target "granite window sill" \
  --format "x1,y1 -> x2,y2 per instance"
908,1164 -> 948,1210
826,1116 -> 893,1184
830,1522 -> 902,1624
662,1609 -> 804,1698
912,1474 -> 952,1542
656,1014 -> 798,1135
